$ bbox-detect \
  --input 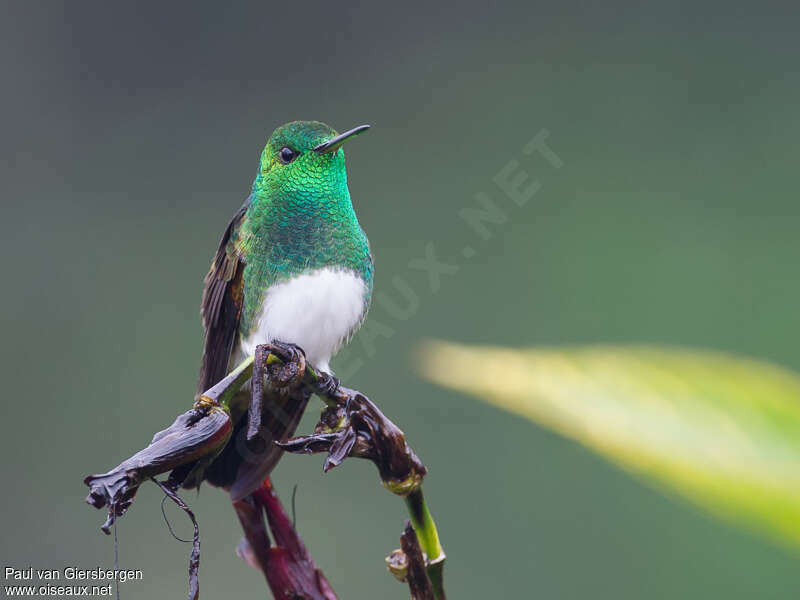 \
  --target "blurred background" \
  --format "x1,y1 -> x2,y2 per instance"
2,1 -> 799,598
